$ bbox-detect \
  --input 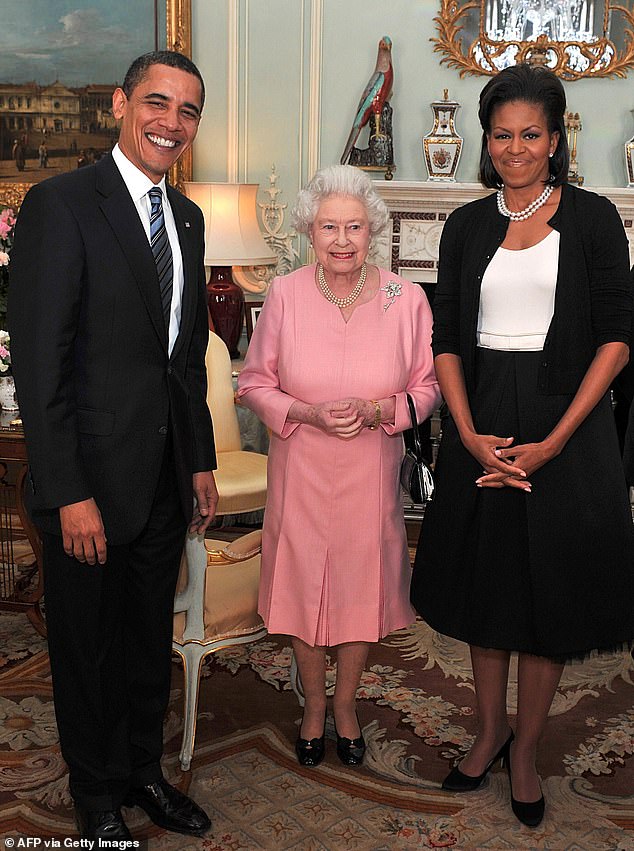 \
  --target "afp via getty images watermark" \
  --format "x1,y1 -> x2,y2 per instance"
3,839 -> 147,850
